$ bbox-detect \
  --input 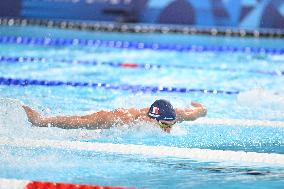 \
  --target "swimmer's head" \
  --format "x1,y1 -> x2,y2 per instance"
148,99 -> 176,121
148,99 -> 176,131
